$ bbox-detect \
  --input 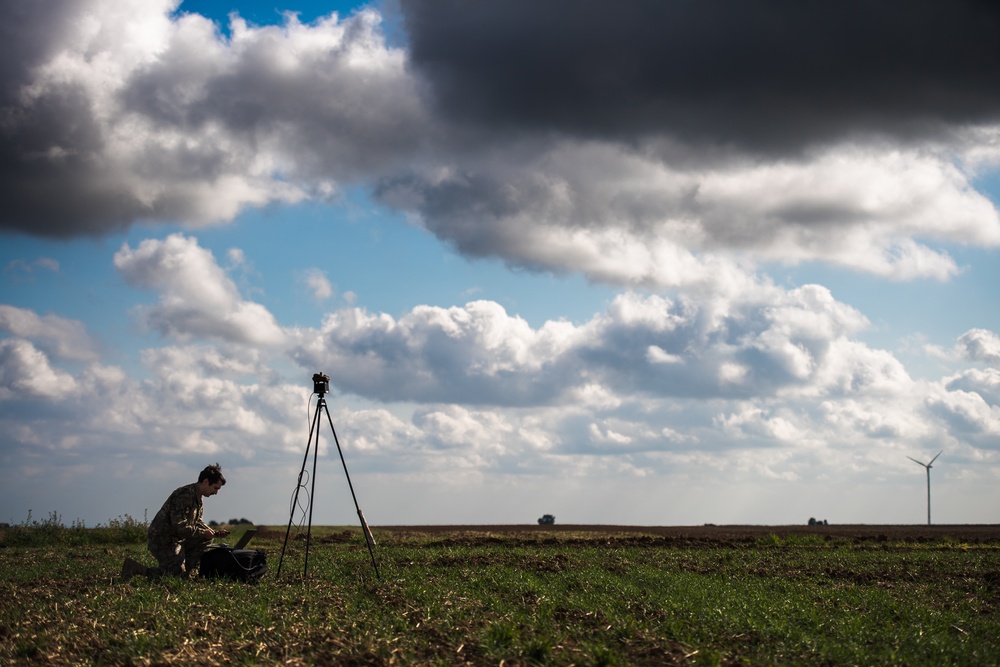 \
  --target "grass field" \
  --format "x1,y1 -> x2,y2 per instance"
1,520 -> 998,665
